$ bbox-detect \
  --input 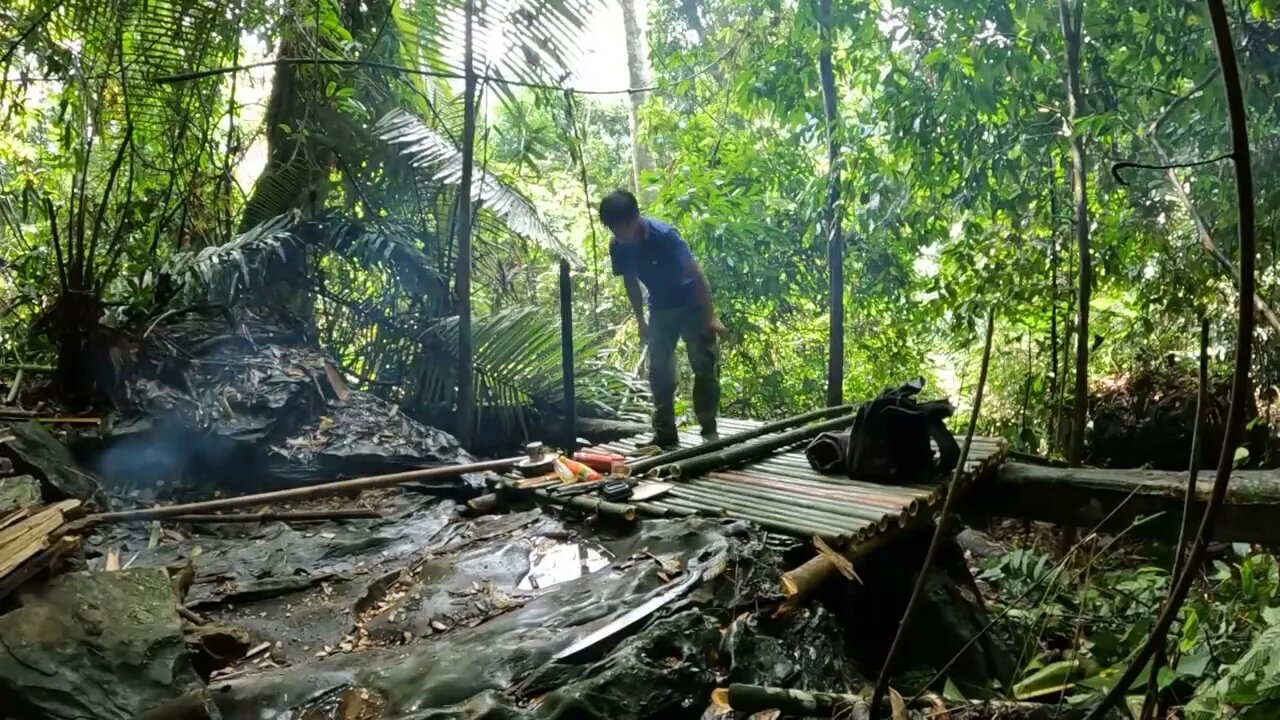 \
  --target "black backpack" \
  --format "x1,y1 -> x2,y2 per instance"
805,378 -> 960,484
